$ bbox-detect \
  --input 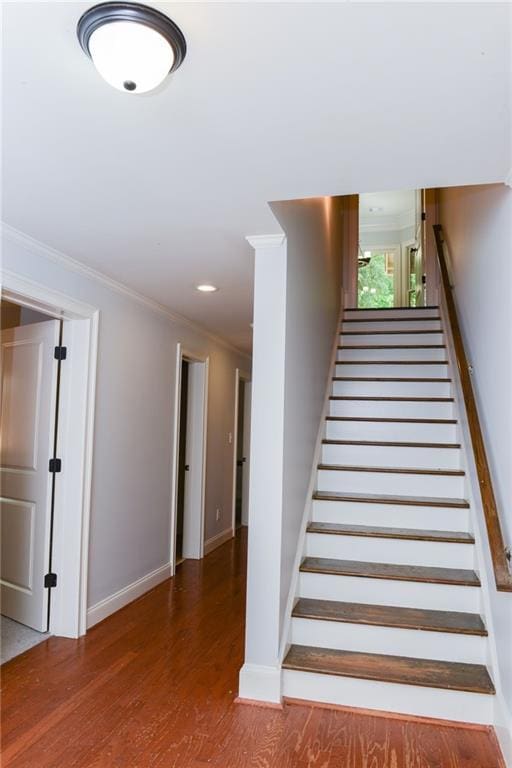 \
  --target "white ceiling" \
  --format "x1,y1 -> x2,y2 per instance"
359,190 -> 417,232
3,2 -> 510,353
